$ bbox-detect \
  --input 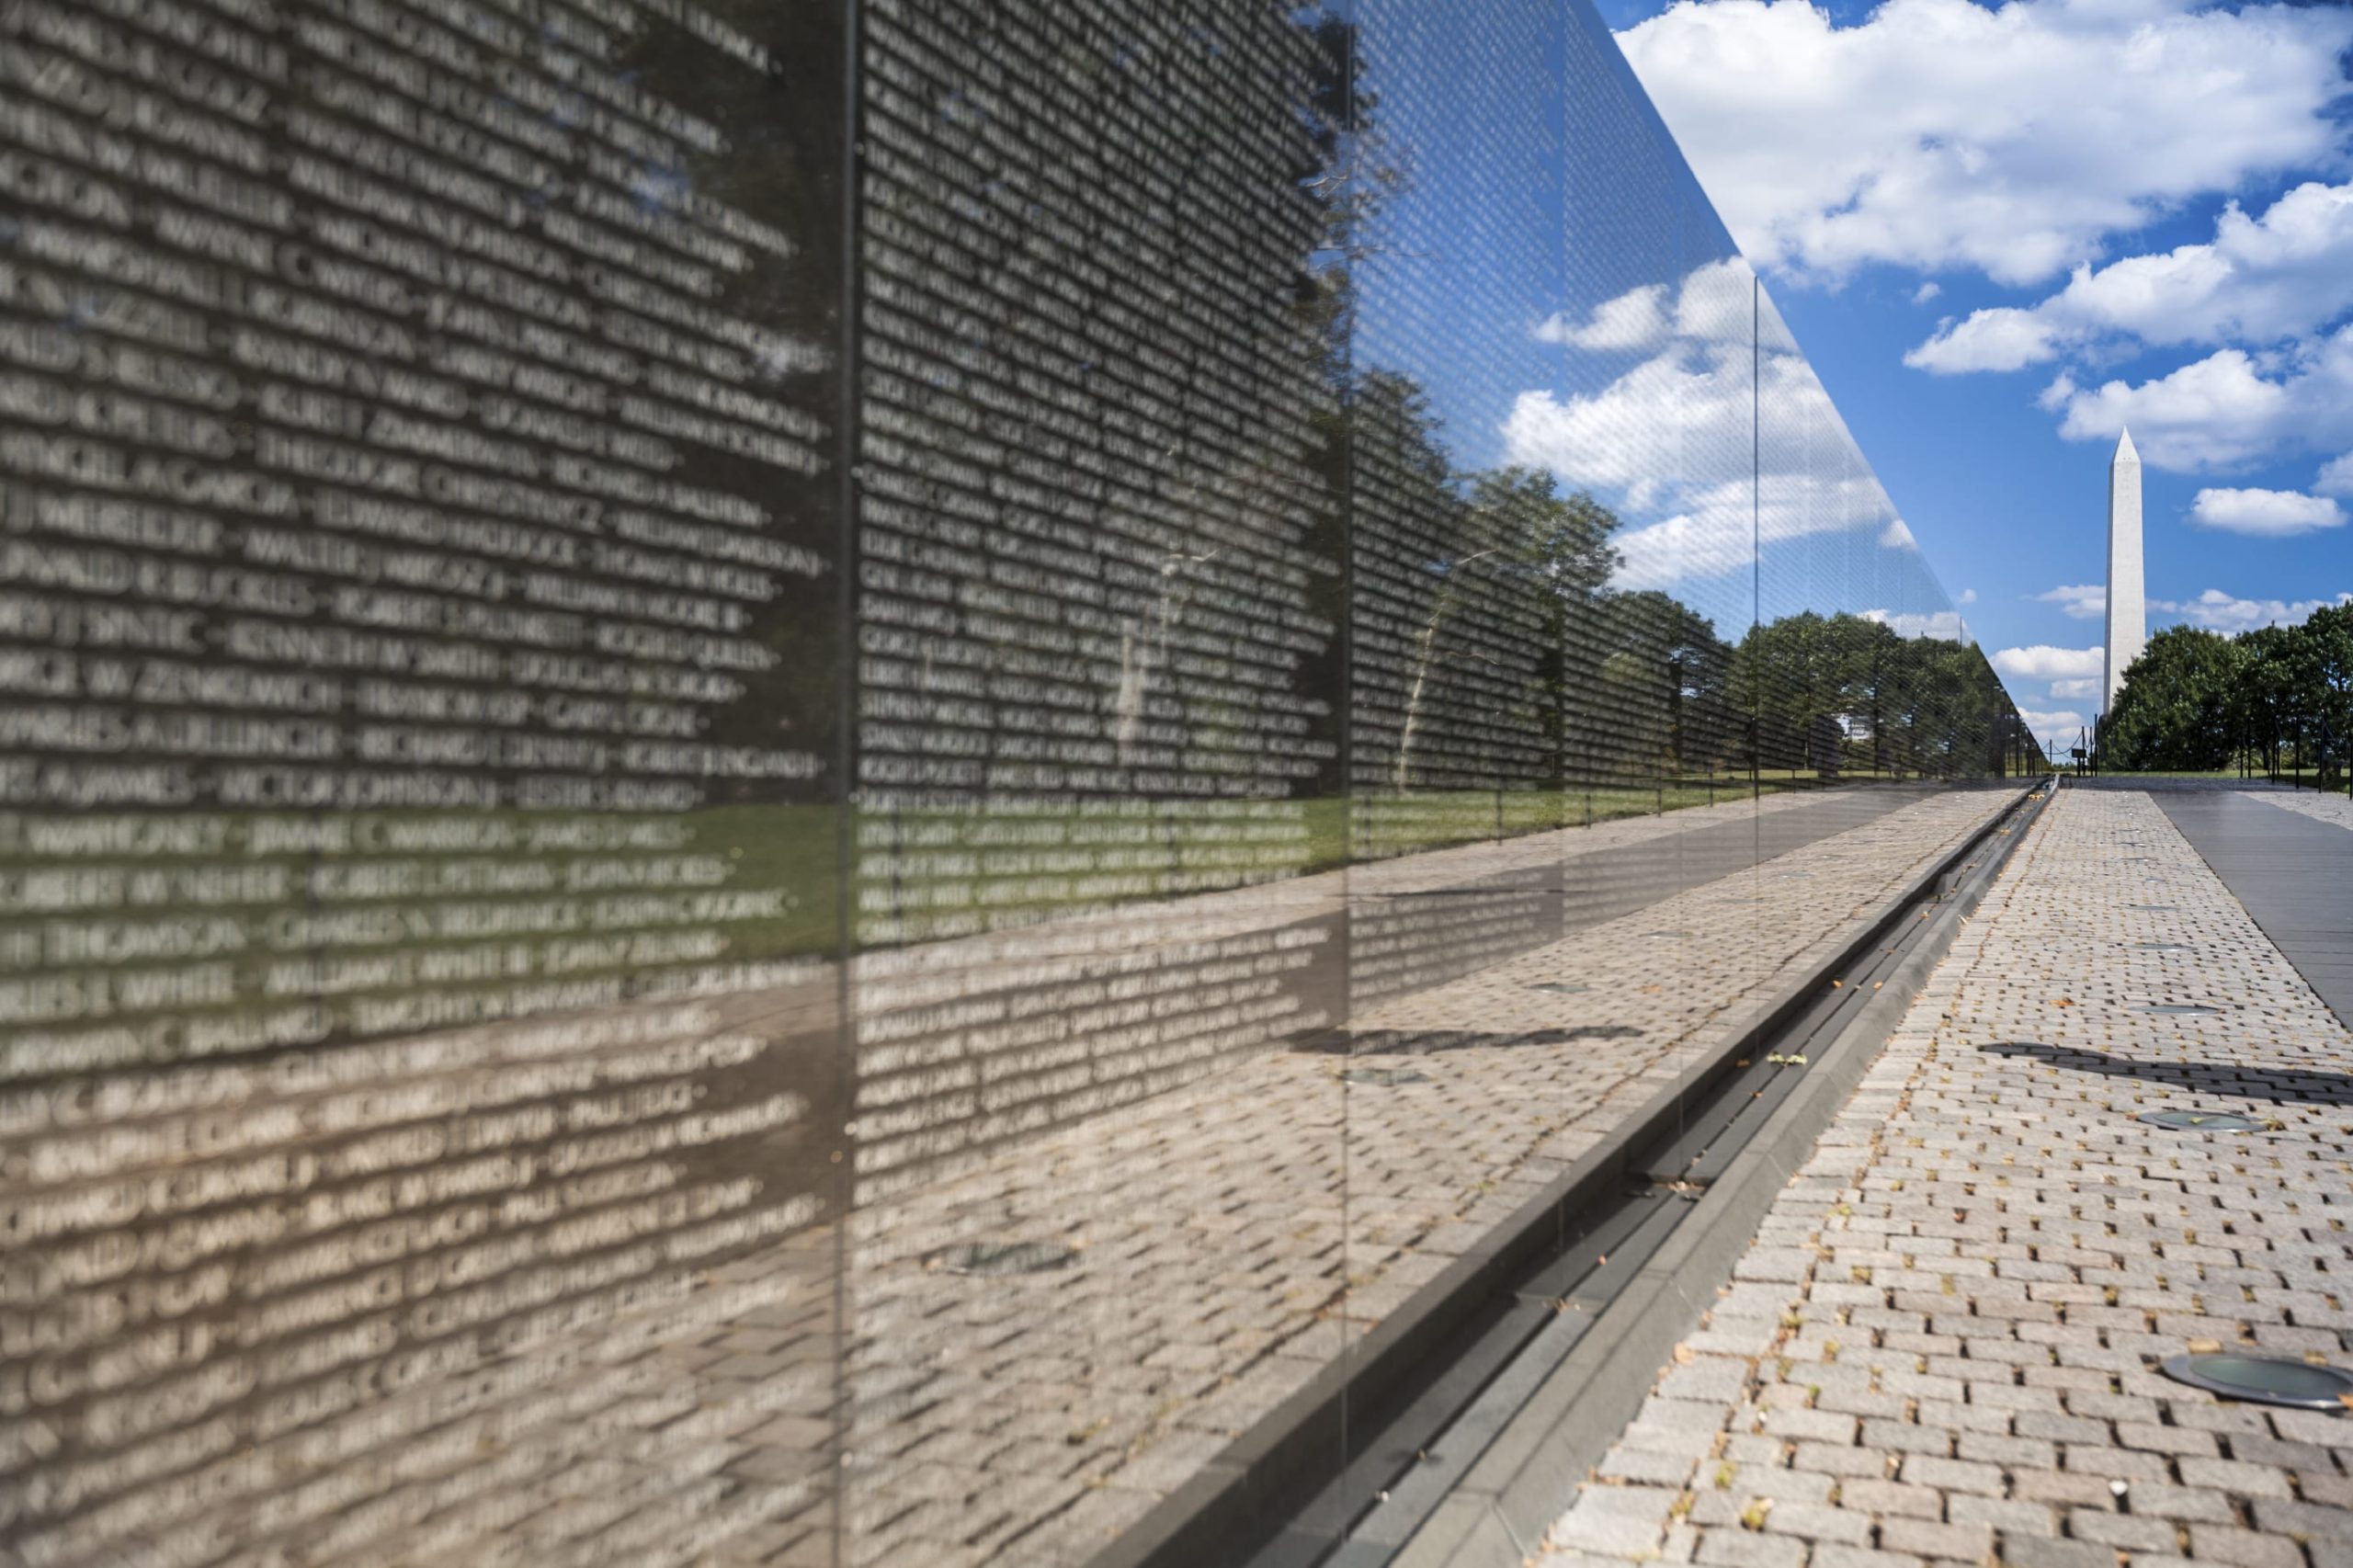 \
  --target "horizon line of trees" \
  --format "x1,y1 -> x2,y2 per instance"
2098,605 -> 2353,784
